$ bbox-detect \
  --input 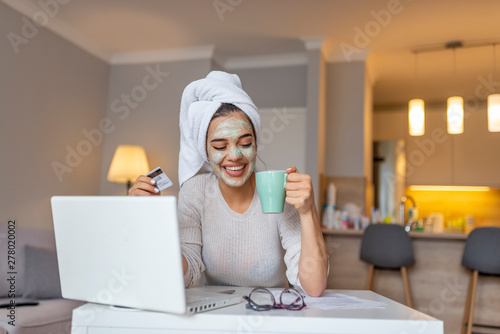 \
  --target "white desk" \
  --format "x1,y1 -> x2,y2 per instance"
71,288 -> 443,334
